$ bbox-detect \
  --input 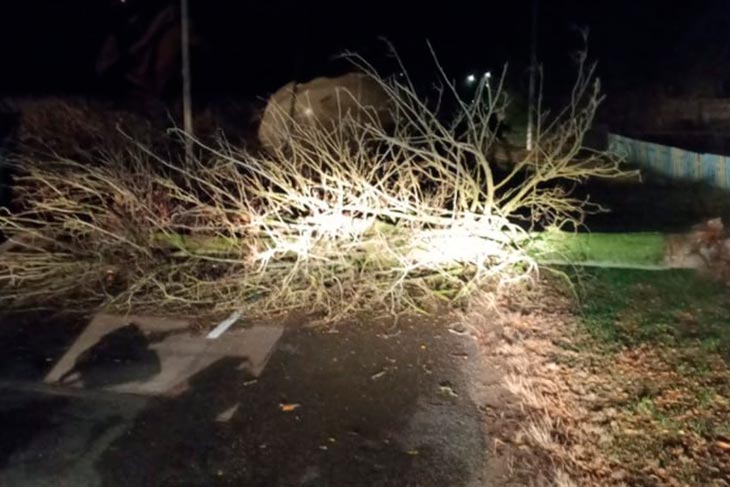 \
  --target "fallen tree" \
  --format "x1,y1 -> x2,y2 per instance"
73,222 -> 723,272
0,45 -> 643,319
